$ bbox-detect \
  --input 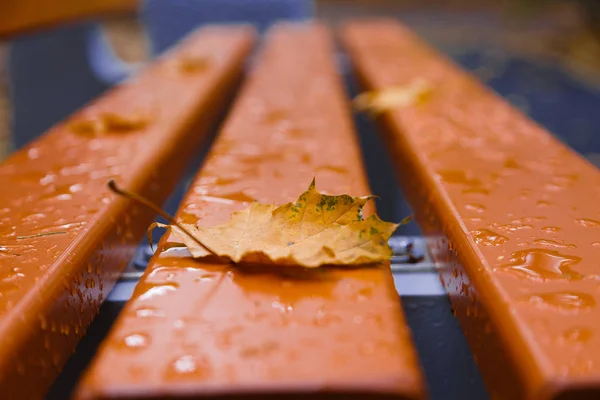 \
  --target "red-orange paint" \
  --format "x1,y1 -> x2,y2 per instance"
343,19 -> 600,399
0,26 -> 254,399
75,23 -> 425,400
